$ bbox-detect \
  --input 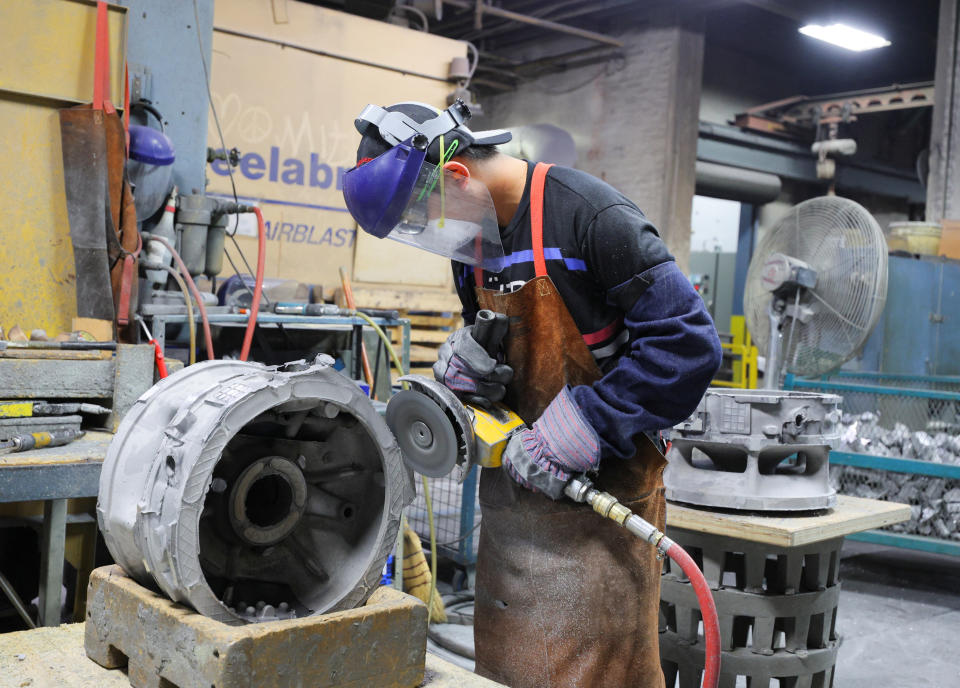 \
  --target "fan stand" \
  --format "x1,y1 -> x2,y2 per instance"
764,299 -> 786,390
